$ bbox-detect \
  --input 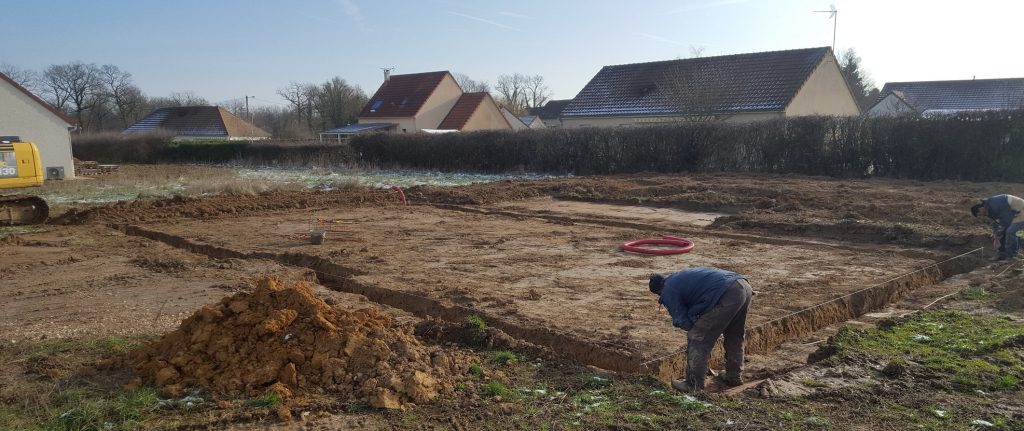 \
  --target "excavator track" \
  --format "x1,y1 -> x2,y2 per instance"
0,195 -> 49,226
